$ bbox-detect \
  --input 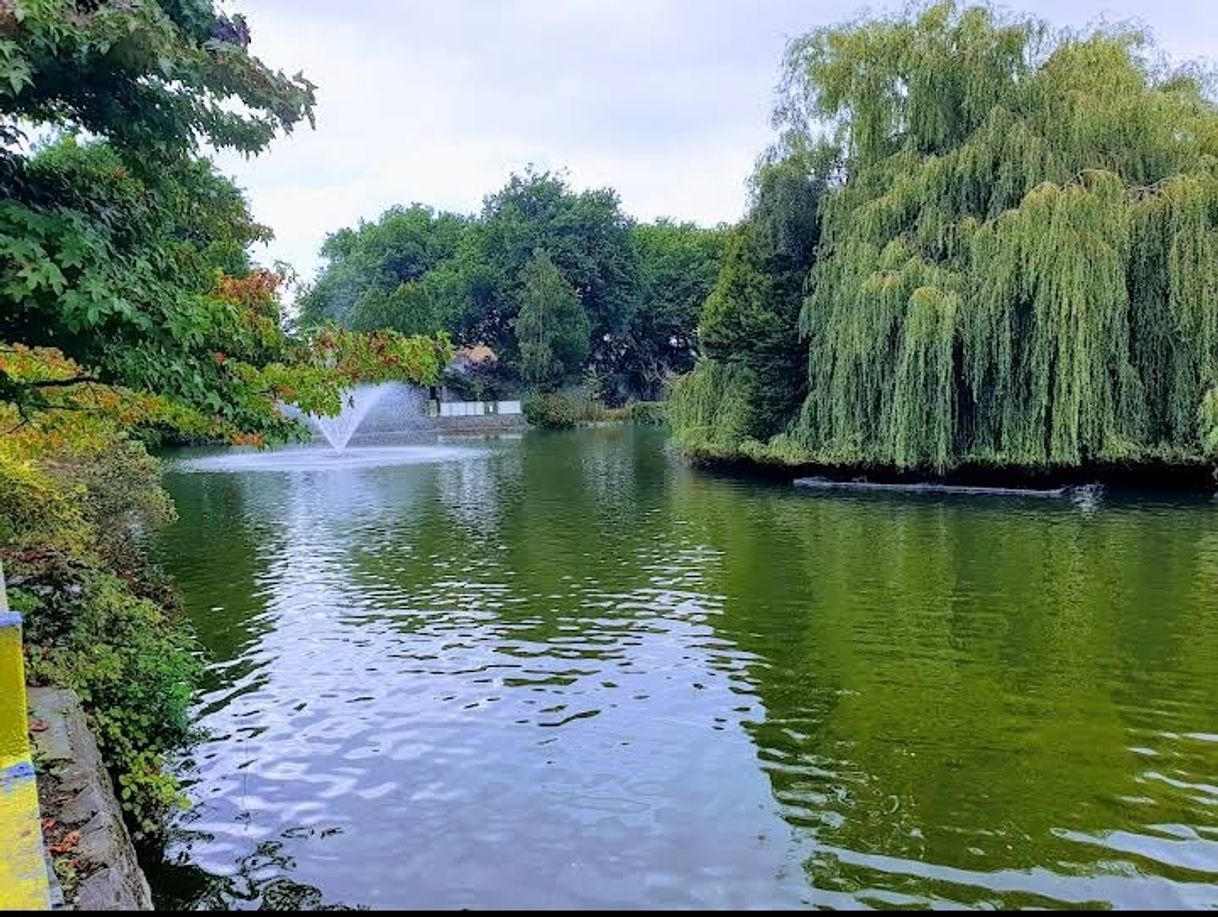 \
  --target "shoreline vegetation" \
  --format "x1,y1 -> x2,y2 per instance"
522,392 -> 667,429
294,5 -> 1218,488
